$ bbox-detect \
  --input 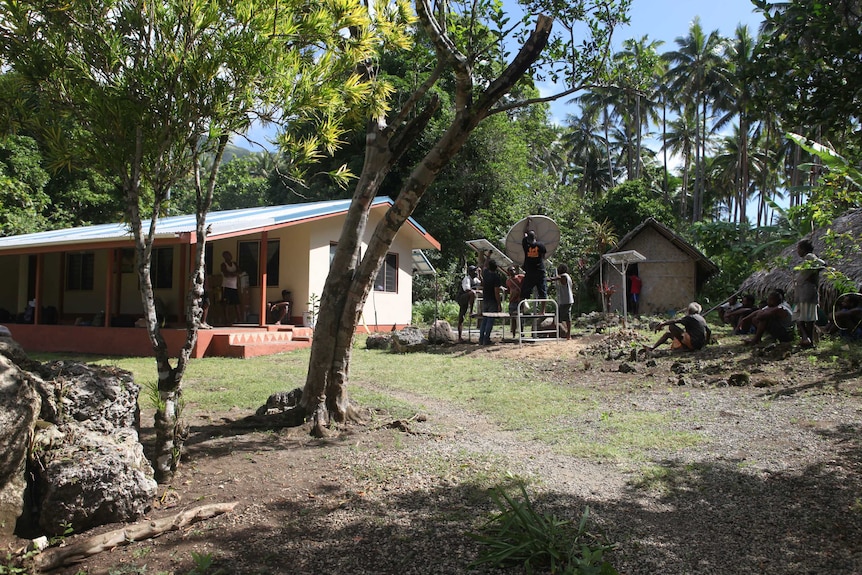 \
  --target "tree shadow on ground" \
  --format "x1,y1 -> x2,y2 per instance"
127,416 -> 862,575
